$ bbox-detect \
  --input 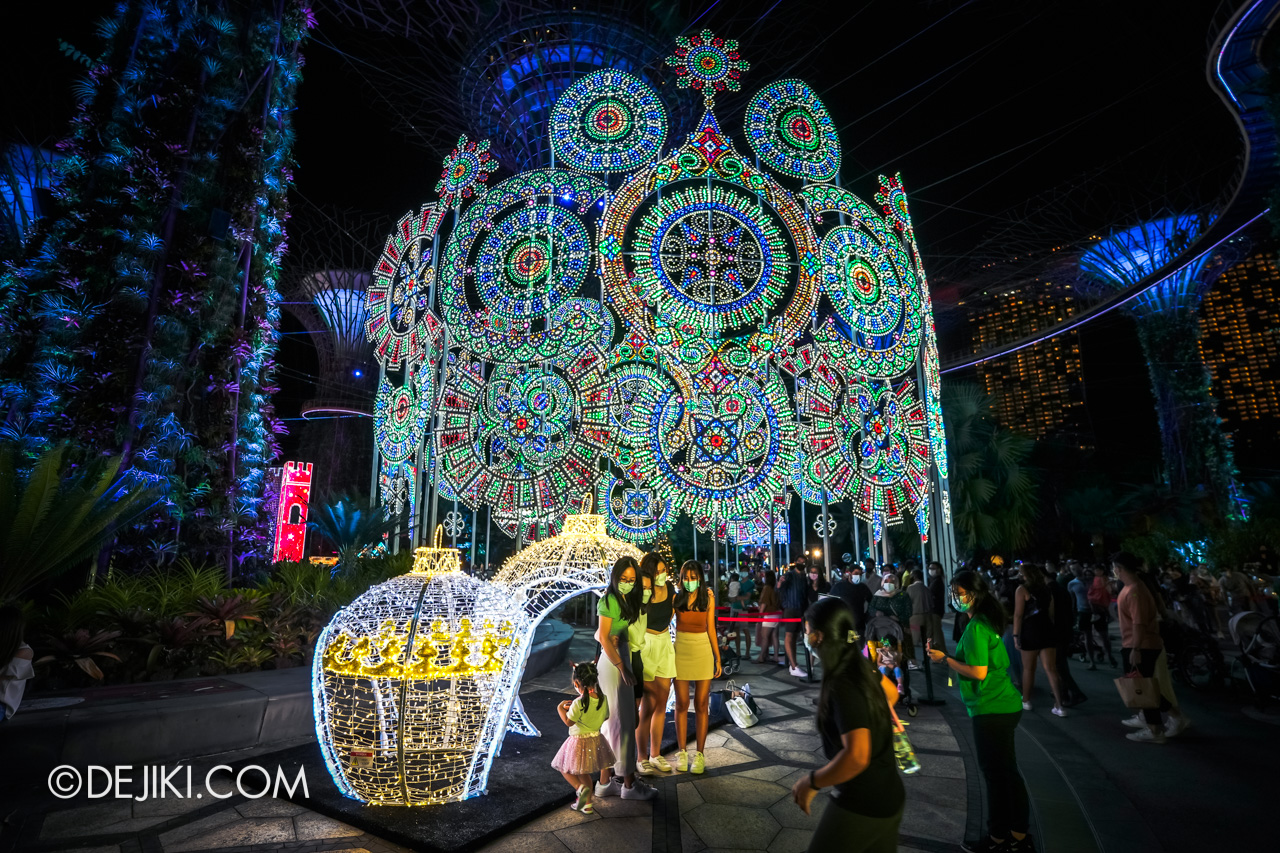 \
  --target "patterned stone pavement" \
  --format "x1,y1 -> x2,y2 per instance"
480,646 -> 969,853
